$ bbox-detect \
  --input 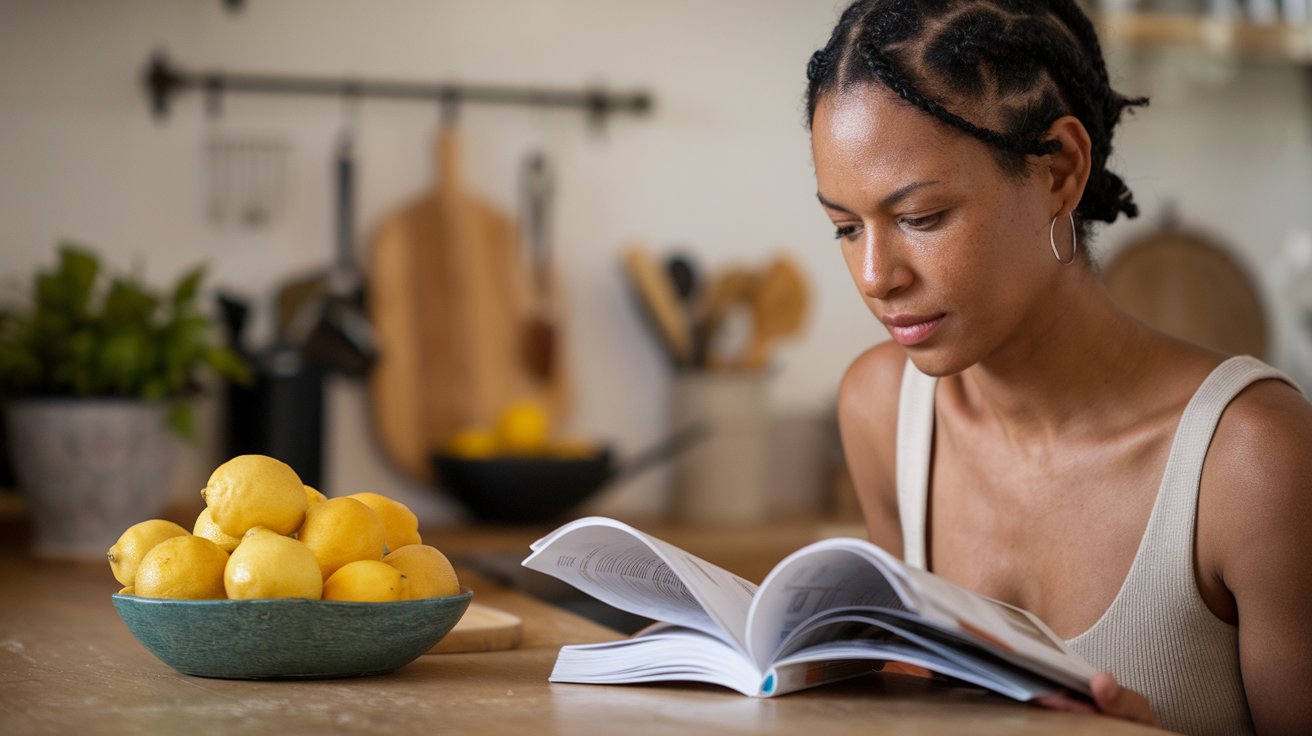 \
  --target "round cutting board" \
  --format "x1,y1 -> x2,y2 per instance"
426,603 -> 523,654
1102,228 -> 1267,359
